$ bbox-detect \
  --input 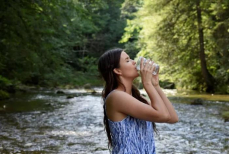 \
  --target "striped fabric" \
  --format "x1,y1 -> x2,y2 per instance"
105,91 -> 156,154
